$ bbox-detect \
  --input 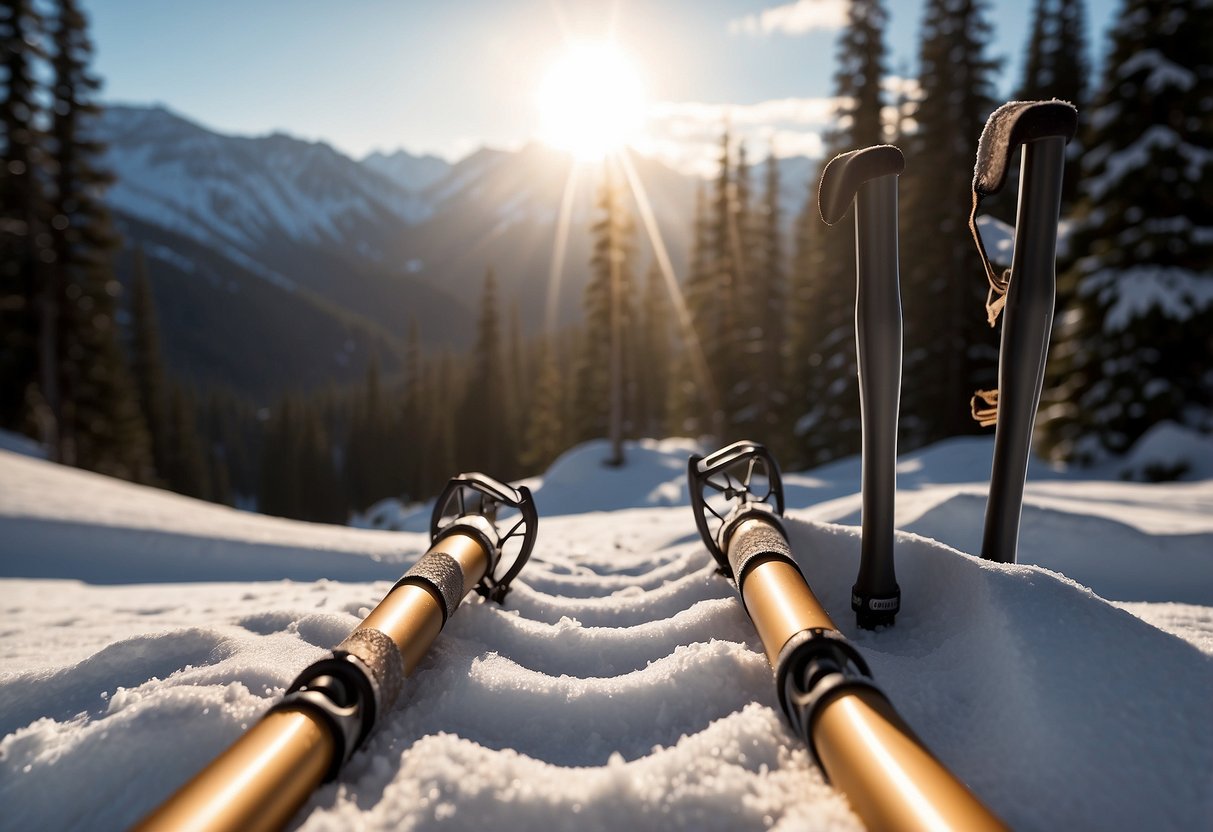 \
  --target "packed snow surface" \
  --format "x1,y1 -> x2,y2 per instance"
1,433 -> 1212,831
